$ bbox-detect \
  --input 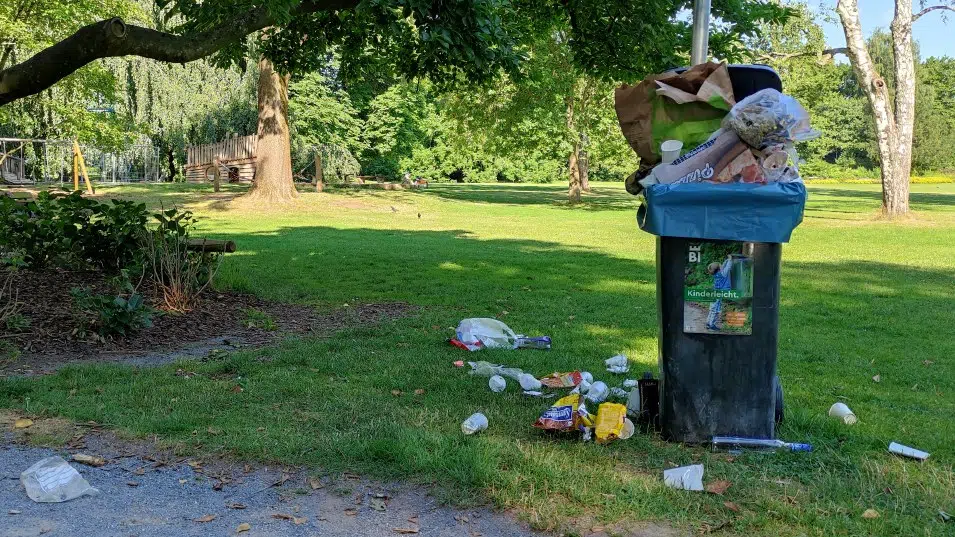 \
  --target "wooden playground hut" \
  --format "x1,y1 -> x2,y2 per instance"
184,135 -> 257,184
